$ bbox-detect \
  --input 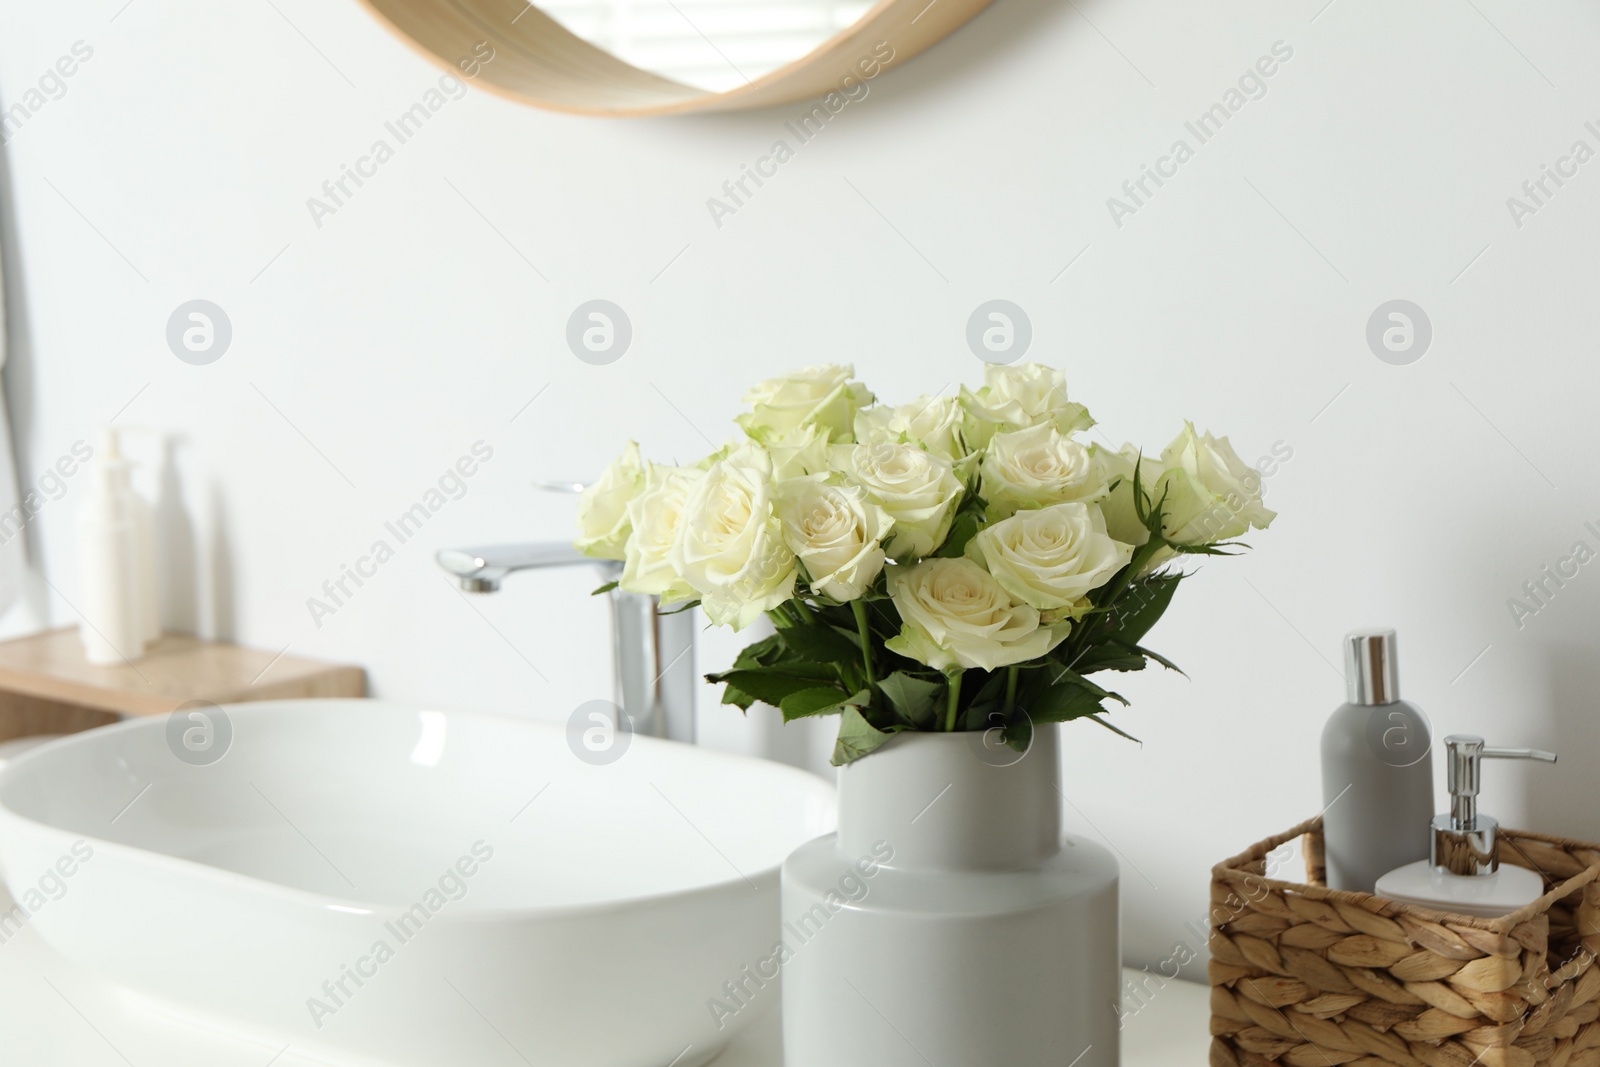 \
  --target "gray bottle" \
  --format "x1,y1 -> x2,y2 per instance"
1319,629 -> 1435,894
